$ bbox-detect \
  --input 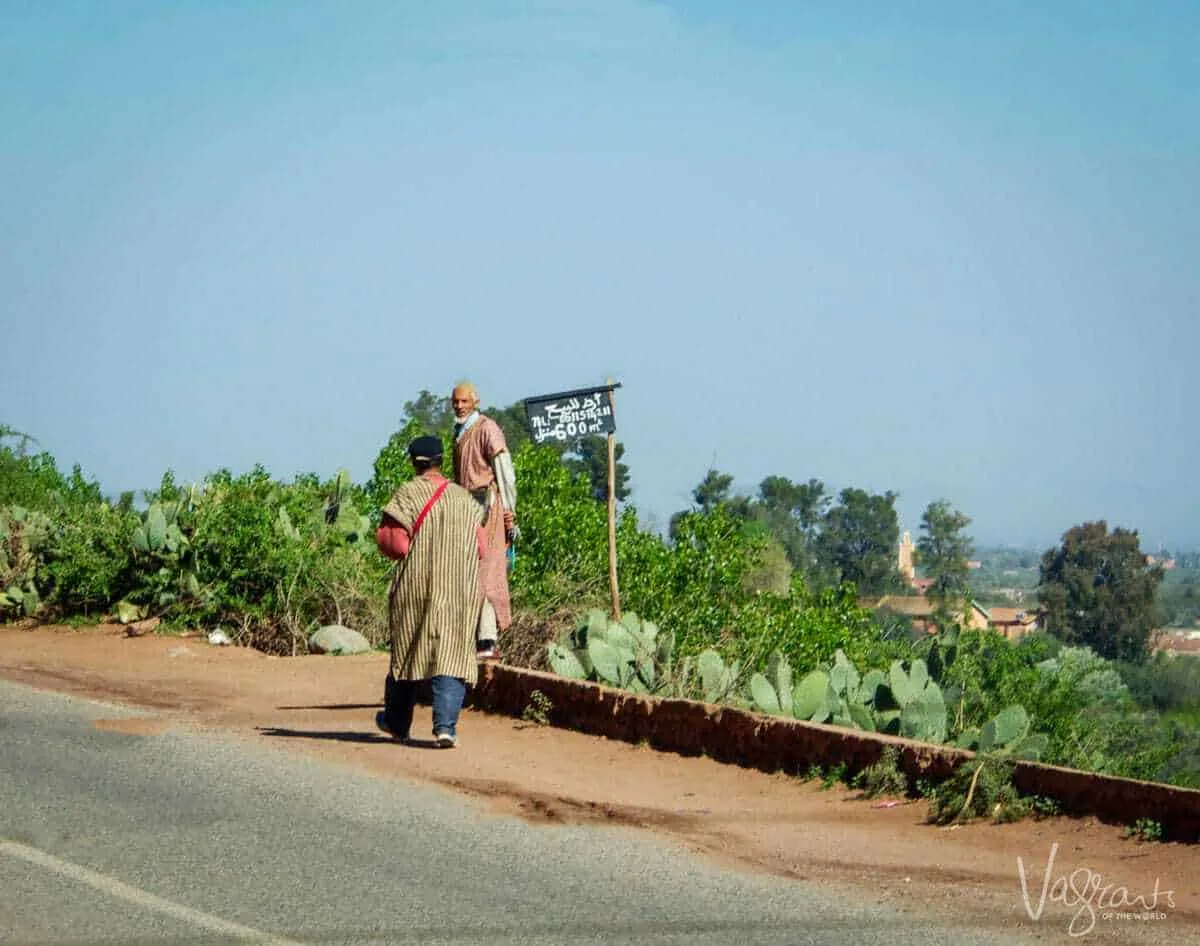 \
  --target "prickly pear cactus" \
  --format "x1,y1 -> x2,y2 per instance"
881,658 -> 948,743
547,642 -> 587,680
793,670 -> 833,722
888,658 -> 931,707
549,610 -> 679,695
576,608 -> 608,648
586,636 -> 625,687
847,701 -> 875,731
749,650 -> 796,716
0,506 -> 52,619
829,649 -> 860,699
980,704 -> 1028,751
899,685 -> 948,743
697,649 -> 739,703
749,671 -> 782,715
0,583 -> 40,617
767,650 -> 794,716
856,668 -> 888,706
